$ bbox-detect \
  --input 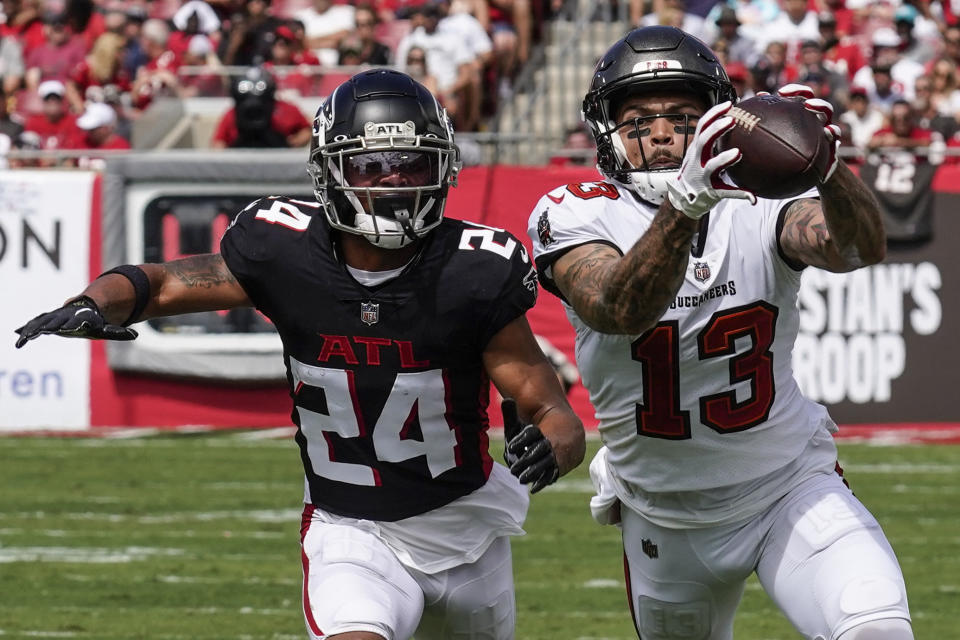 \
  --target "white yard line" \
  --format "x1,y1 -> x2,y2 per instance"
0,632 -> 80,638
583,579 -> 621,588
842,463 -> 960,473
155,575 -> 299,586
138,509 -> 301,523
230,427 -> 297,440
0,546 -> 185,563
0,509 -> 301,524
